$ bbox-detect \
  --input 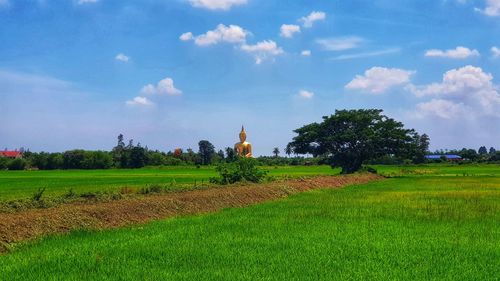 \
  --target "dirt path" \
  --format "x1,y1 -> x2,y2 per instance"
0,174 -> 381,252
